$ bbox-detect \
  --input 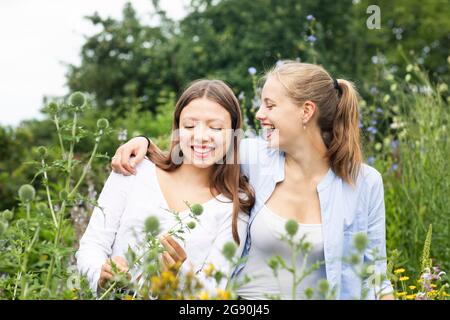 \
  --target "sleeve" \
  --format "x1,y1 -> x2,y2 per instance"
75,171 -> 134,295
239,137 -> 272,181
362,172 -> 394,299
239,138 -> 252,178
186,211 -> 249,295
